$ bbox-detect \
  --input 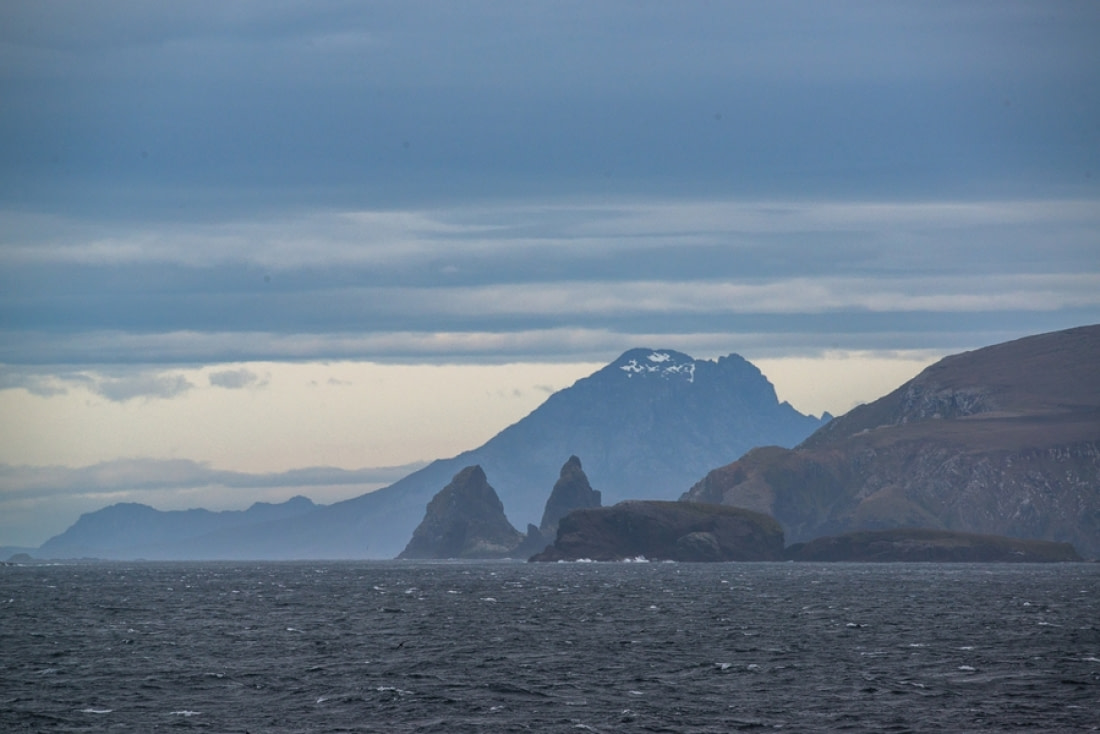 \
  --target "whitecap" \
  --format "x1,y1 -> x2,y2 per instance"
376,686 -> 412,695
715,662 -> 732,671
81,708 -> 112,714
169,710 -> 201,716
957,665 -> 976,672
